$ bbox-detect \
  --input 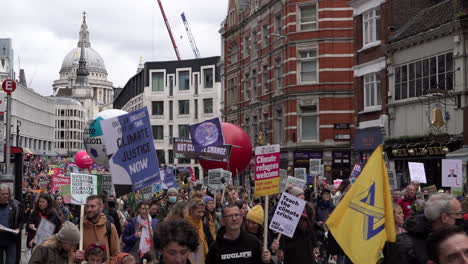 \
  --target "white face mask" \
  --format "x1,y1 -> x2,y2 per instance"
168,196 -> 177,204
